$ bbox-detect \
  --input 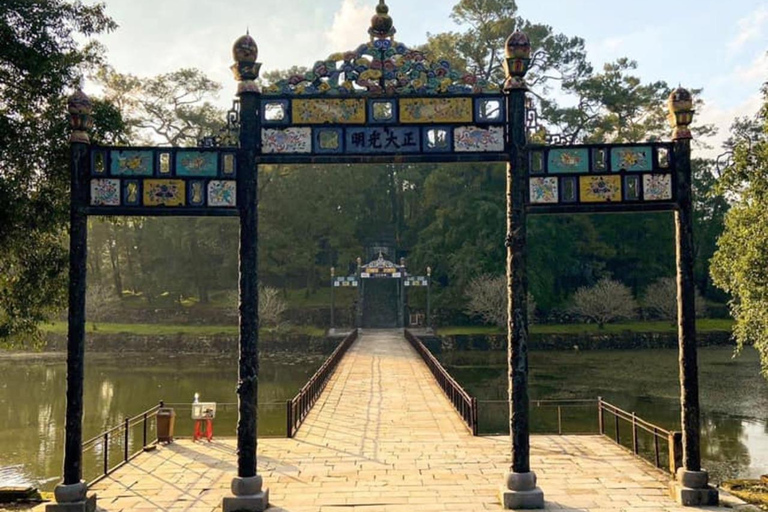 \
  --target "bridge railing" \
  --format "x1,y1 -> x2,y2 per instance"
286,329 -> 359,438
83,402 -> 162,487
599,398 -> 681,474
404,329 -> 478,435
